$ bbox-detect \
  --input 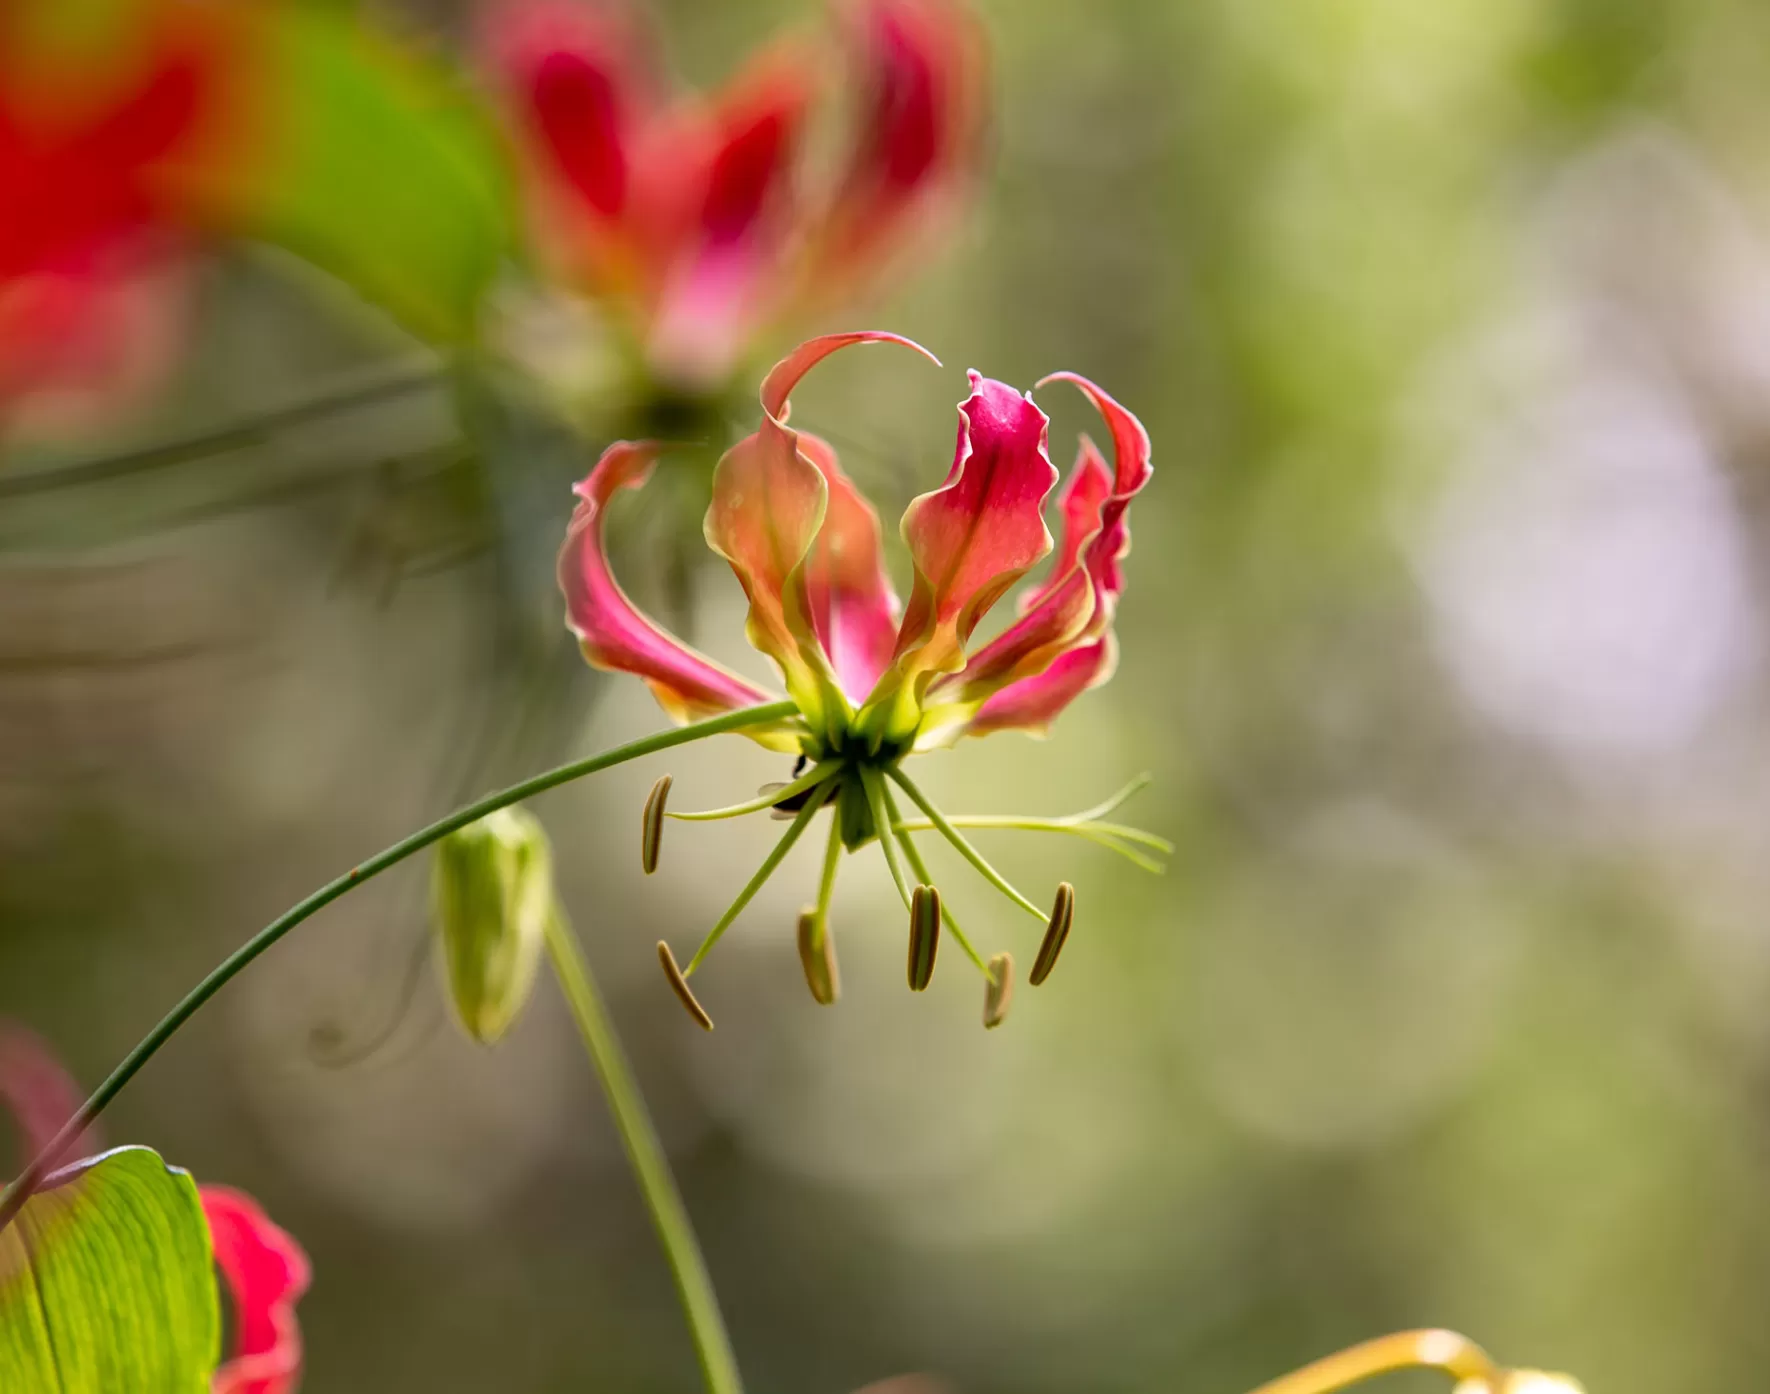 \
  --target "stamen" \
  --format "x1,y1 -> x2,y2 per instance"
681,794 -> 828,976
890,816 -> 1169,873
858,766 -> 914,911
908,885 -> 941,990
1061,773 -> 1155,826
882,783 -> 992,976
886,767 -> 1047,922
666,759 -> 843,822
796,907 -> 840,1005
1030,882 -> 1074,986
657,941 -> 713,1030
983,952 -> 1014,1028
641,775 -> 672,875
